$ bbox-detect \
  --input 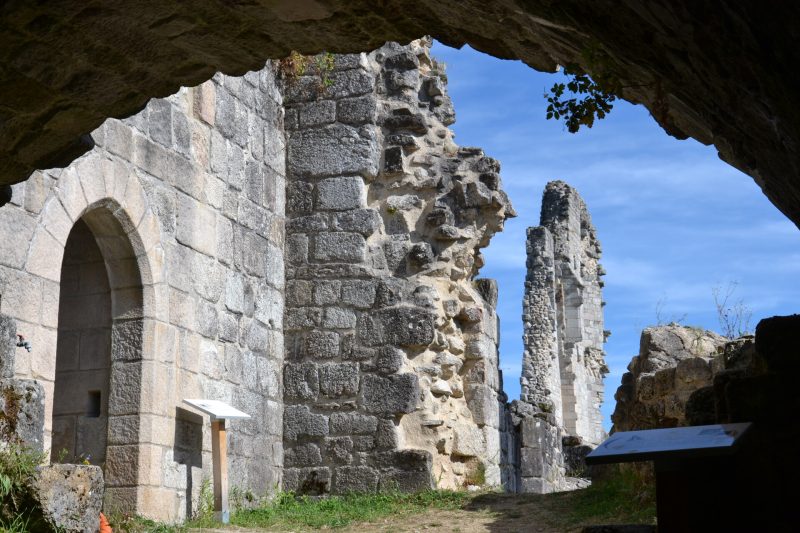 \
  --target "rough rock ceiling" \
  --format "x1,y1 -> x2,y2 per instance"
2,1 -> 799,227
